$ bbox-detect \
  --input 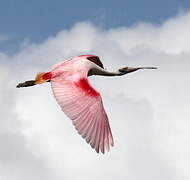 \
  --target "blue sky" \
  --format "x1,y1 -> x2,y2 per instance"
0,0 -> 190,41
1,0 -> 190,54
